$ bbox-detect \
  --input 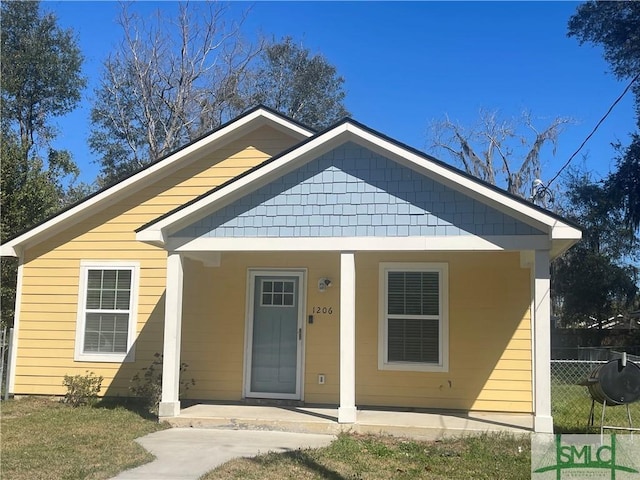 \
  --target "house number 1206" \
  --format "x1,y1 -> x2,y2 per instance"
312,306 -> 333,314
